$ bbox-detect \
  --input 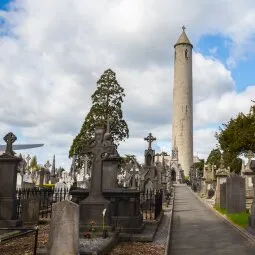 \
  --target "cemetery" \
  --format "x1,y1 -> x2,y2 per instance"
0,23 -> 255,255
